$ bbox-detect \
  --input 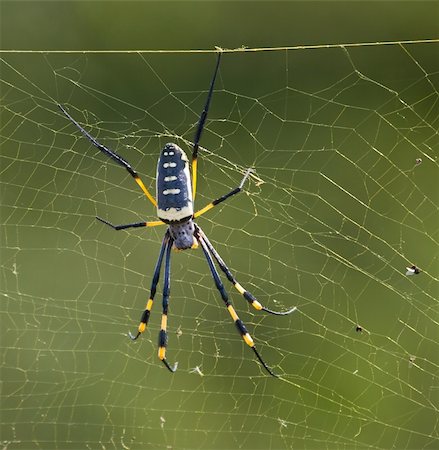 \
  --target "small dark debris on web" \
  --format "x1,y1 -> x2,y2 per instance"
406,265 -> 421,276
